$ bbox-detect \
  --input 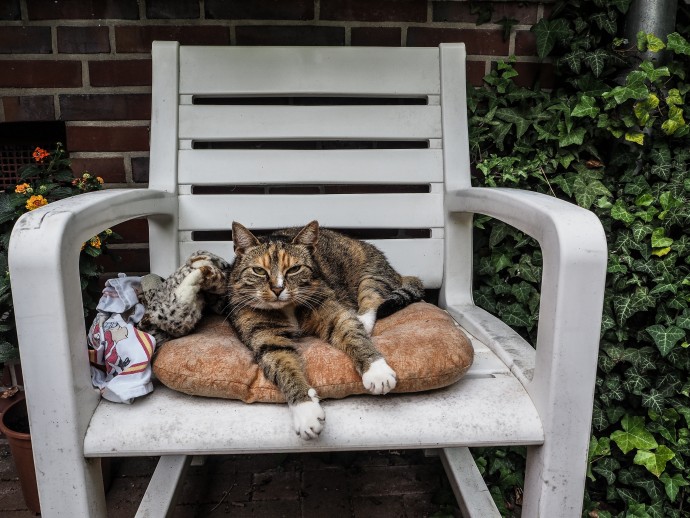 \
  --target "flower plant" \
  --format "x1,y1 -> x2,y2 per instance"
0,143 -> 117,367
